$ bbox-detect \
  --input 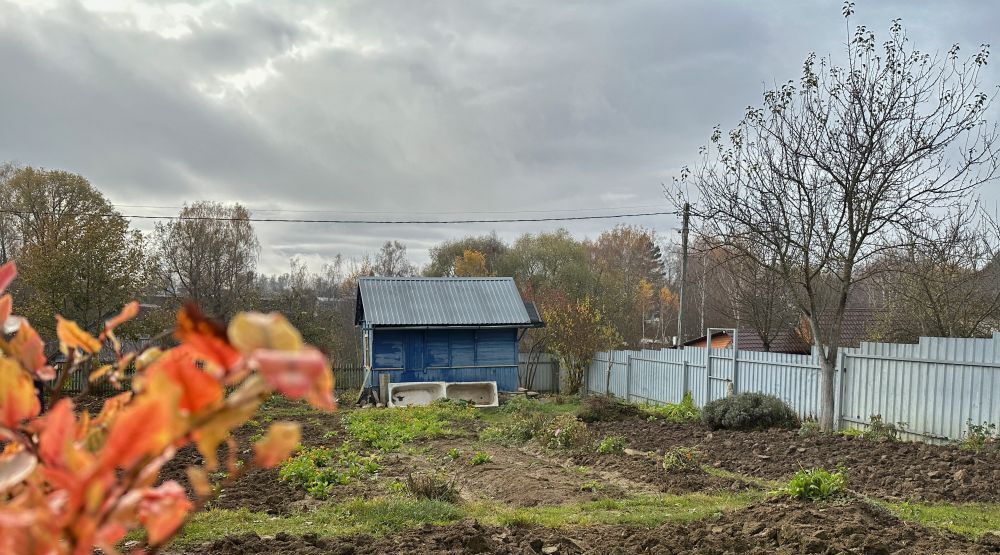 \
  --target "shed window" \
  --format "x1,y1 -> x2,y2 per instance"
450,330 -> 476,366
475,329 -> 515,366
424,331 -> 450,367
372,331 -> 404,368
